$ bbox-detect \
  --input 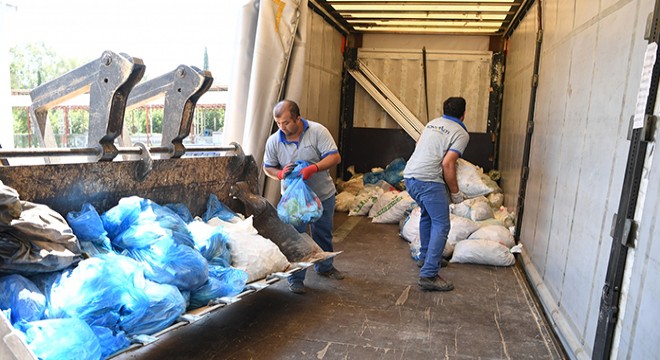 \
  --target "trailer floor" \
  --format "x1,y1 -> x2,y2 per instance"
116,213 -> 566,360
